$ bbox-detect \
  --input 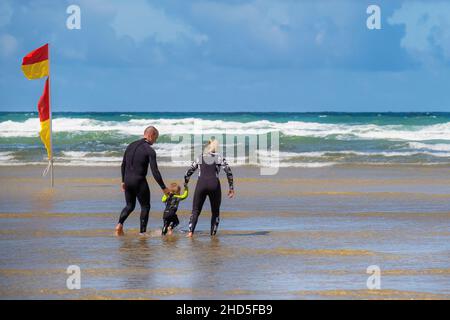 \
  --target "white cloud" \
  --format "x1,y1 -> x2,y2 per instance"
0,0 -> 13,28
0,33 -> 17,57
109,0 -> 207,45
389,1 -> 450,63
60,47 -> 87,61
190,0 -> 363,67
193,0 -> 292,51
